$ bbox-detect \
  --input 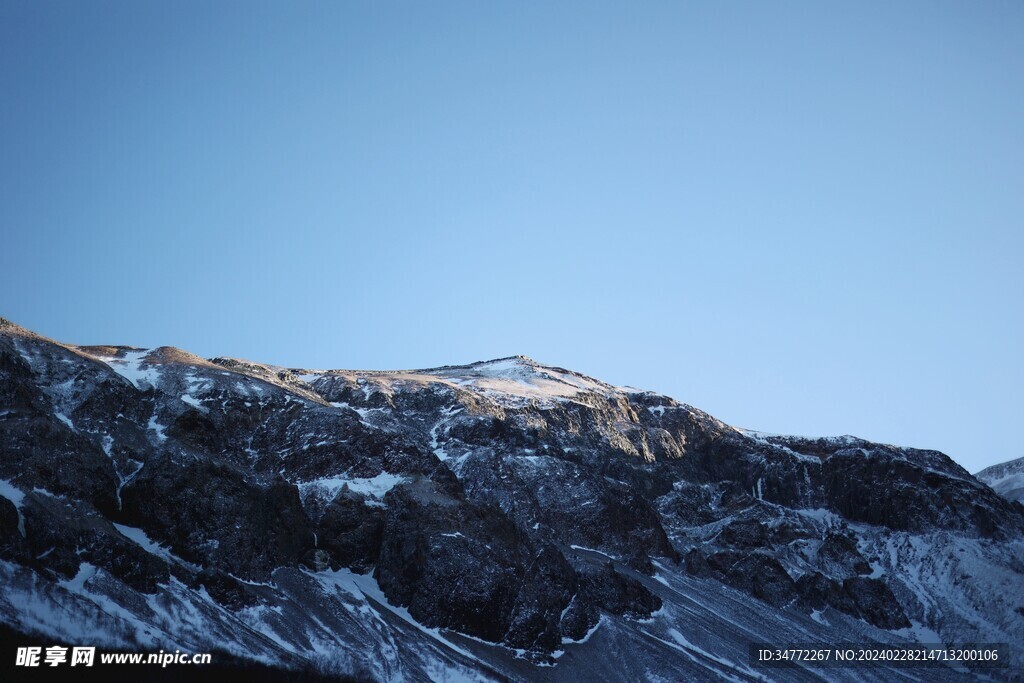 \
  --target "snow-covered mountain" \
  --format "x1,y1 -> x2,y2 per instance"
1,317 -> 1022,681
977,456 -> 1024,504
